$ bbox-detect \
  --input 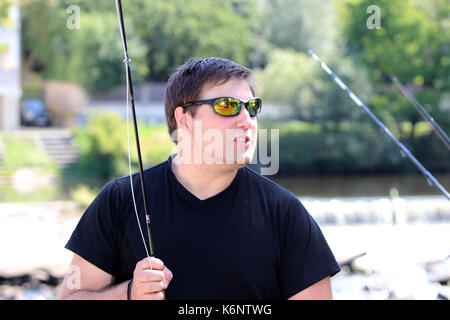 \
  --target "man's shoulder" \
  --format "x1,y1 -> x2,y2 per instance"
242,166 -> 299,203
241,167 -> 310,226
115,160 -> 168,185
102,160 -> 169,196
